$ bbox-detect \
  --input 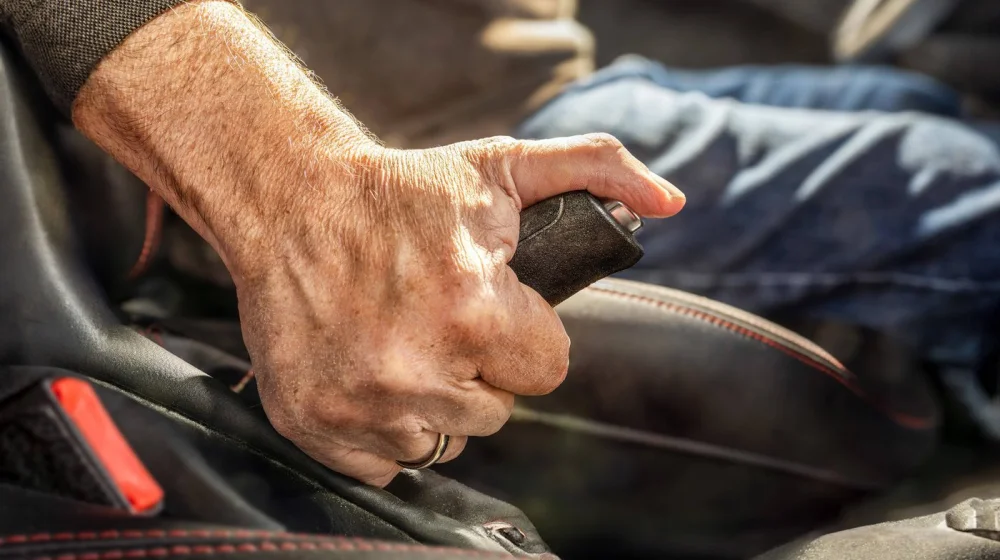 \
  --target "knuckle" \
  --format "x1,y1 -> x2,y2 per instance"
463,135 -> 518,165
582,132 -> 624,153
370,360 -> 415,398
373,346 -> 432,399
445,296 -> 502,343
387,423 -> 435,460
477,135 -> 519,153
484,135 -> 518,146
479,402 -> 514,436
393,415 -> 428,439
462,136 -> 522,194
301,392 -> 367,432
